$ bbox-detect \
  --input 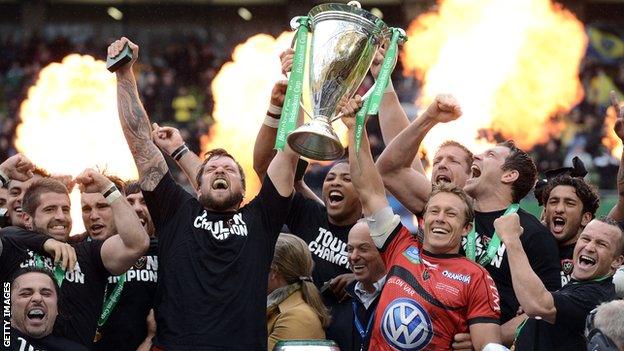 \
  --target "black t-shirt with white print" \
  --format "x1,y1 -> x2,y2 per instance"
143,172 -> 291,351
0,226 -> 111,349
461,208 -> 561,323
286,192 -> 353,293
515,277 -> 616,351
7,328 -> 89,351
559,243 -> 575,287
95,238 -> 158,351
